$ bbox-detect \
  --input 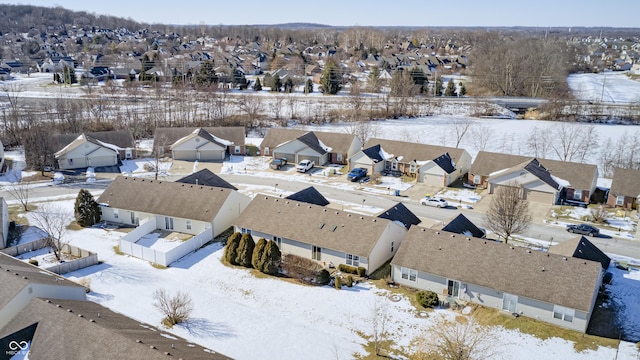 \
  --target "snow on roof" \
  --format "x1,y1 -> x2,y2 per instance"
489,168 -> 509,177
94,137 -> 122,152
551,175 -> 571,188
379,147 -> 394,160
317,138 -> 332,153
211,133 -> 233,146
